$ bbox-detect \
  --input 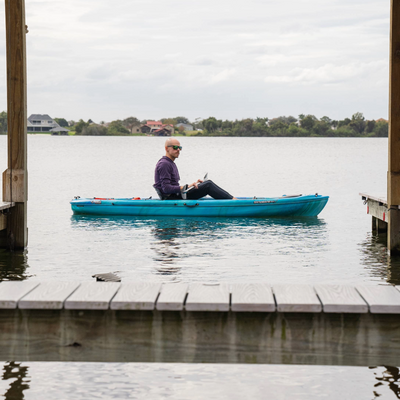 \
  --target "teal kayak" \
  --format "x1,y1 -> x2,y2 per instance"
70,194 -> 328,217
